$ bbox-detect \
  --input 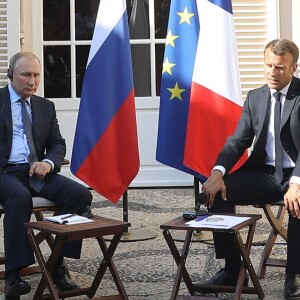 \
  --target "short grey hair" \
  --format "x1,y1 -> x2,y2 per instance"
264,39 -> 299,65
8,51 -> 40,72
